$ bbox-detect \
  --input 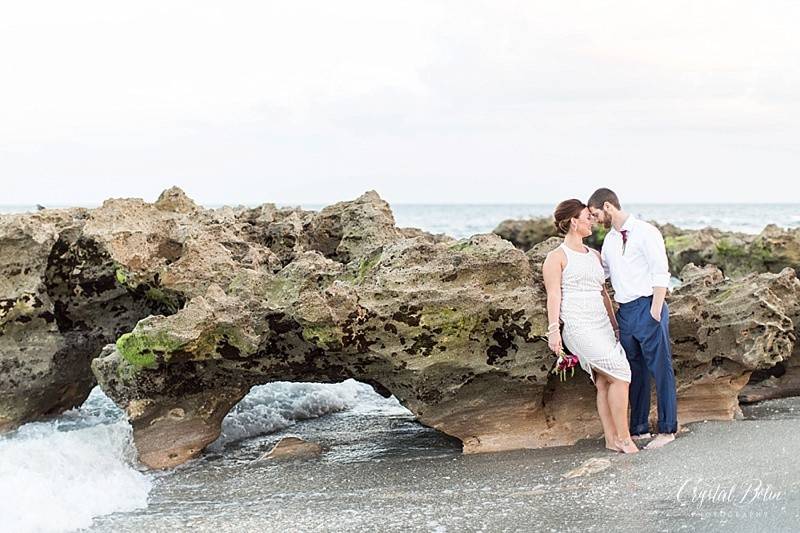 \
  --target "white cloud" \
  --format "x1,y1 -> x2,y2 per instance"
2,1 -> 799,204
